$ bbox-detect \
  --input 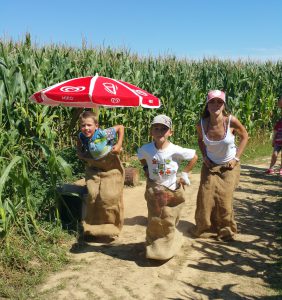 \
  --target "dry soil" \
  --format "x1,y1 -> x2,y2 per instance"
38,161 -> 281,300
